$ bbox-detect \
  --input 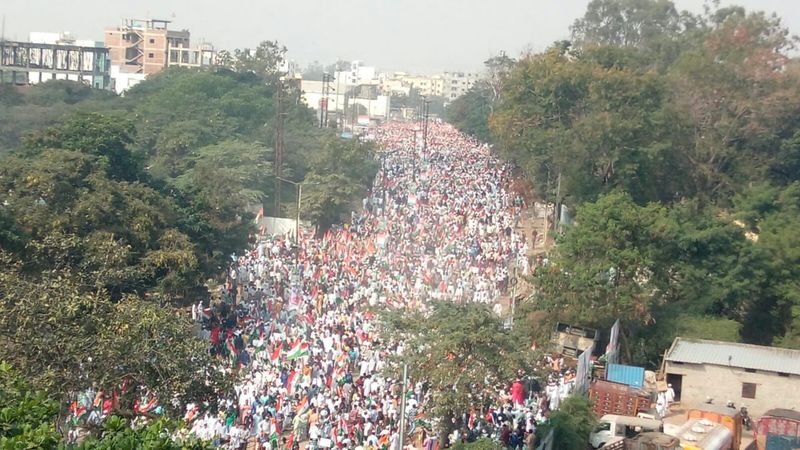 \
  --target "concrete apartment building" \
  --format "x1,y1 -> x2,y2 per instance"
441,71 -> 480,100
0,32 -> 110,89
301,79 -> 391,127
104,18 -> 216,93
664,337 -> 800,417
388,71 -> 479,100
393,73 -> 445,98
